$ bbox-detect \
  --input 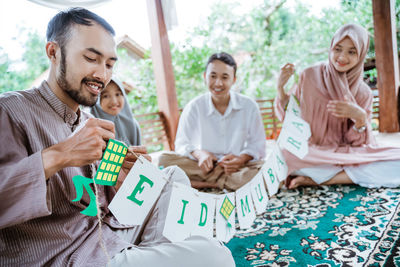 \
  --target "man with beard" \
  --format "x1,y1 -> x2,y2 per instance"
0,8 -> 234,267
